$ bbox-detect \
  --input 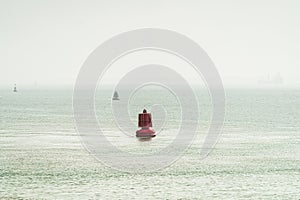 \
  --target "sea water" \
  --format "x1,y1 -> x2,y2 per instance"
0,88 -> 299,199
